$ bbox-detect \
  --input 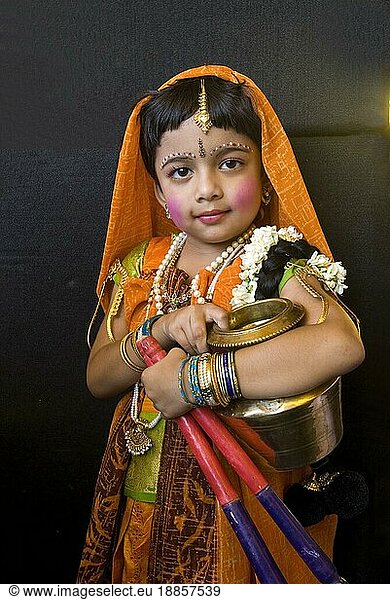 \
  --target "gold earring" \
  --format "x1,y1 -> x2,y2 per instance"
164,203 -> 171,219
262,187 -> 272,206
